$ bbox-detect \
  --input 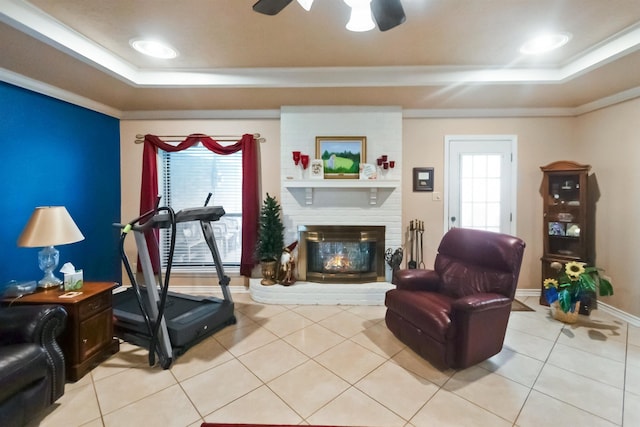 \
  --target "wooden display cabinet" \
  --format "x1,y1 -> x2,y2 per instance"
4,281 -> 120,381
540,161 -> 593,306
